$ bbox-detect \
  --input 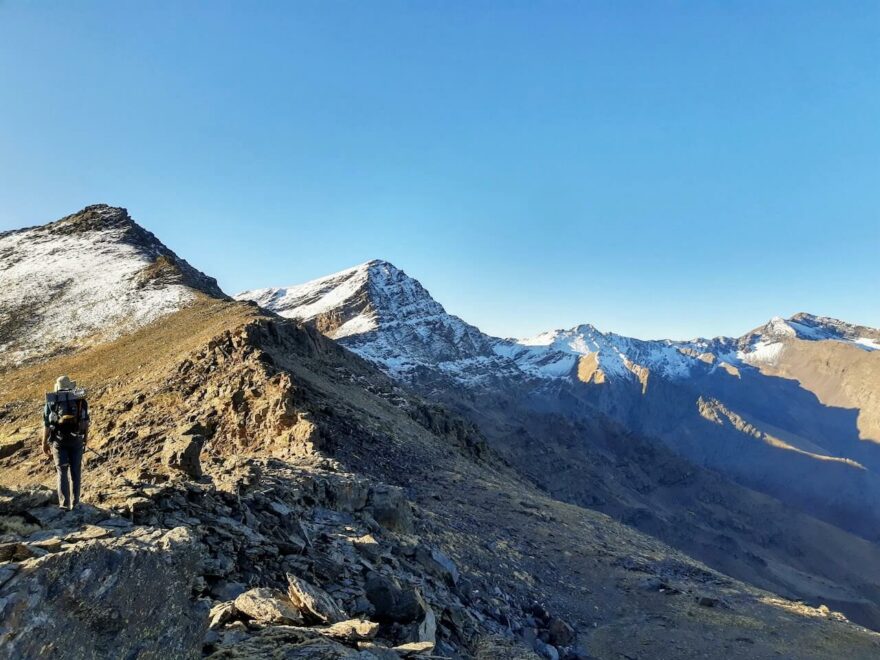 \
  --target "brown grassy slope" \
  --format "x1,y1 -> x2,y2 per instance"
755,338 -> 880,443
2,299 -> 880,658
